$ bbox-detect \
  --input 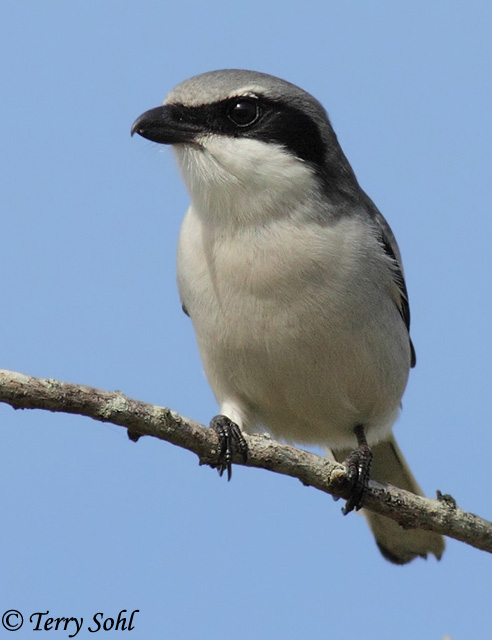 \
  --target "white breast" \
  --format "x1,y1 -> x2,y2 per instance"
174,137 -> 411,448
